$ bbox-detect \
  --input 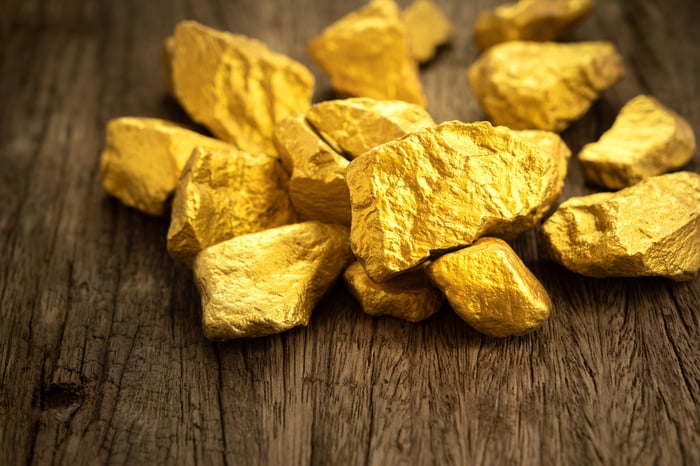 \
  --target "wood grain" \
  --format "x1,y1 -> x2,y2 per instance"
1,0 -> 699,465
